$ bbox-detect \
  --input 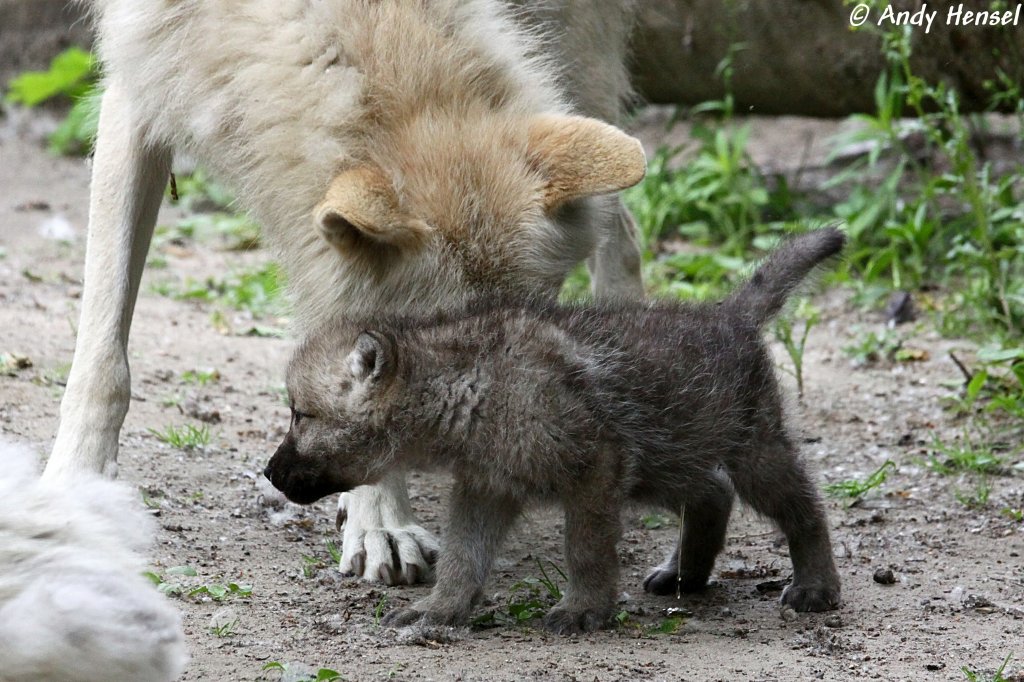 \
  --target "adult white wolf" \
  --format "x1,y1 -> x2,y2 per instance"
0,439 -> 187,681
48,0 -> 645,585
